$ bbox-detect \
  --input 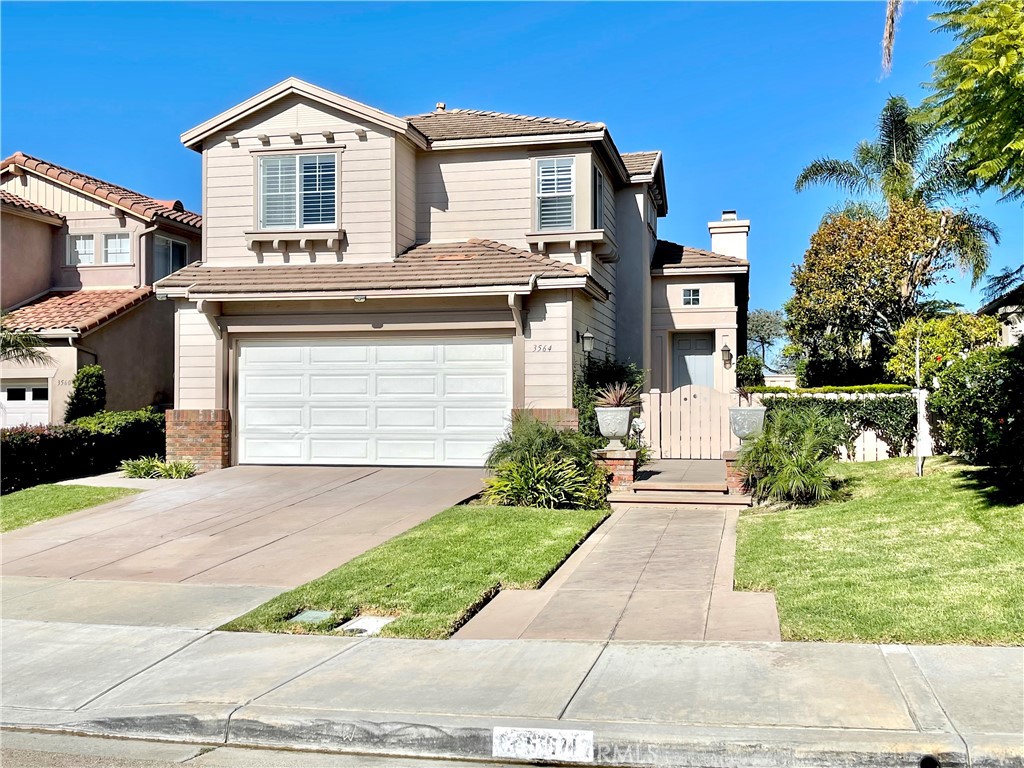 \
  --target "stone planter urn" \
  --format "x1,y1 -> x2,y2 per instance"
596,406 -> 636,450
729,405 -> 766,443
